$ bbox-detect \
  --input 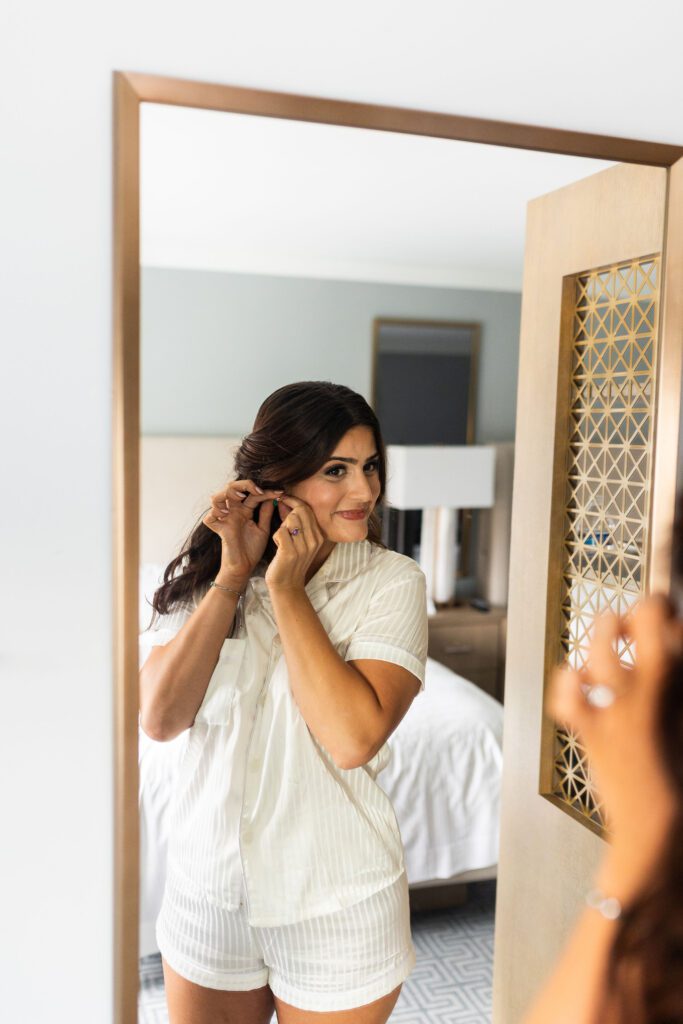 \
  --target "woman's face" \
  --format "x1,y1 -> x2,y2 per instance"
281,425 -> 382,543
